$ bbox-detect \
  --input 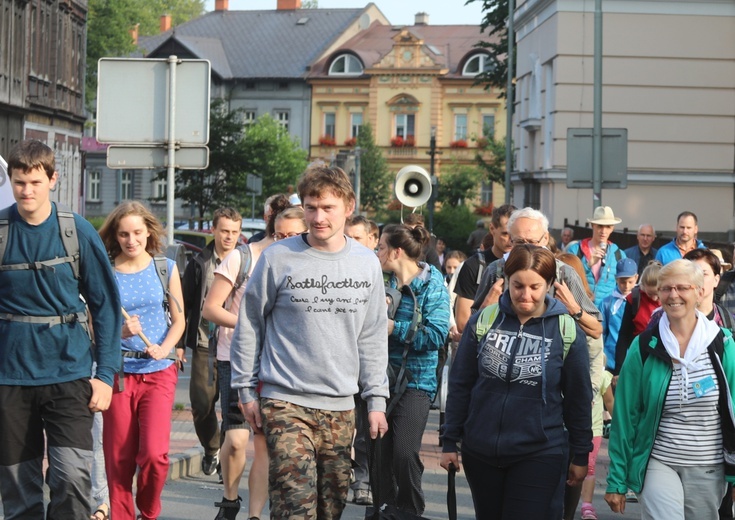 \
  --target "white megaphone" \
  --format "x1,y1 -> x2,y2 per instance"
394,165 -> 432,208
